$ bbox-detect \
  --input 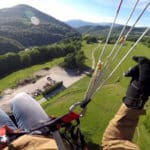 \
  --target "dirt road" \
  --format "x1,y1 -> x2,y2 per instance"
0,66 -> 86,112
